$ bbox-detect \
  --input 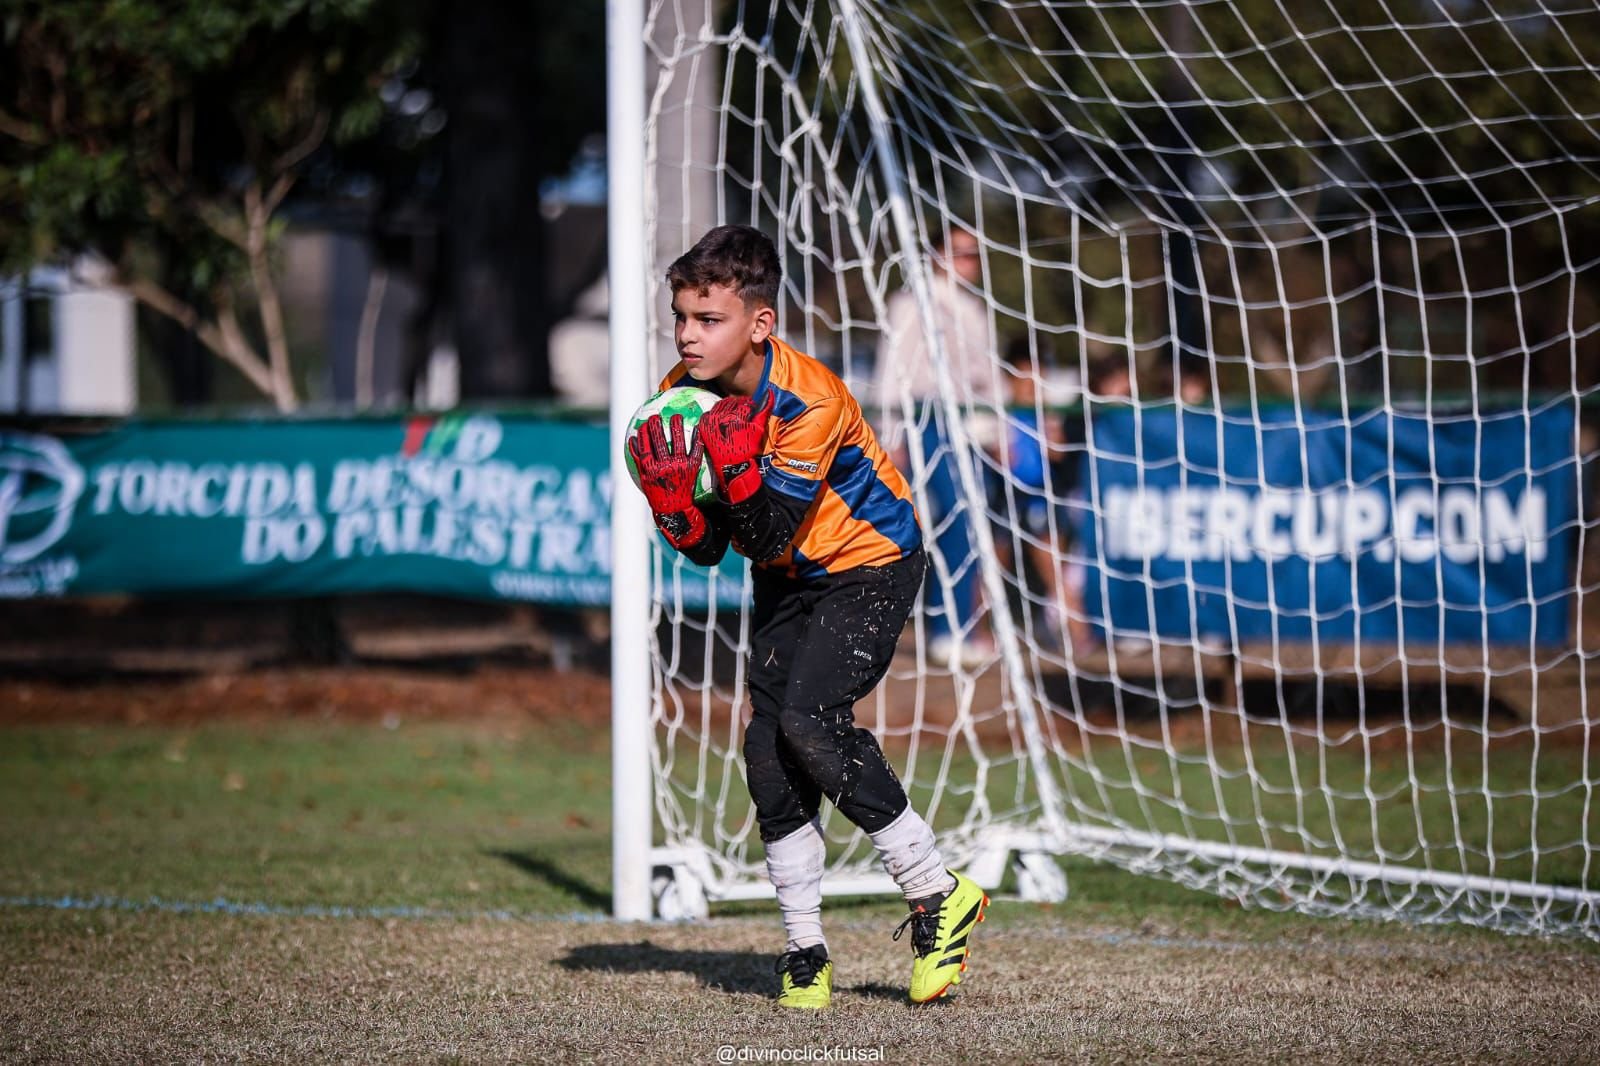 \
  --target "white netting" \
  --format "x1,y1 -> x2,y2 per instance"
633,0 -> 1600,935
